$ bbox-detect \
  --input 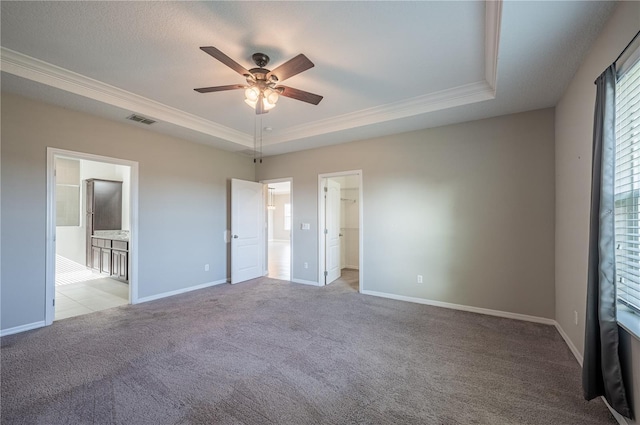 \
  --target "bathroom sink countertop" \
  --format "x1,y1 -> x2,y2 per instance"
92,230 -> 129,241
